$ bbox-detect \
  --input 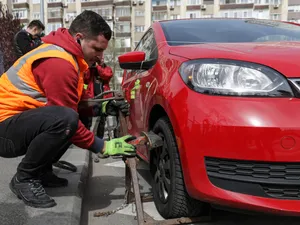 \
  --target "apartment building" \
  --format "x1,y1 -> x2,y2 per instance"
288,0 -> 300,22
5,0 -> 292,87
1,0 -> 12,13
